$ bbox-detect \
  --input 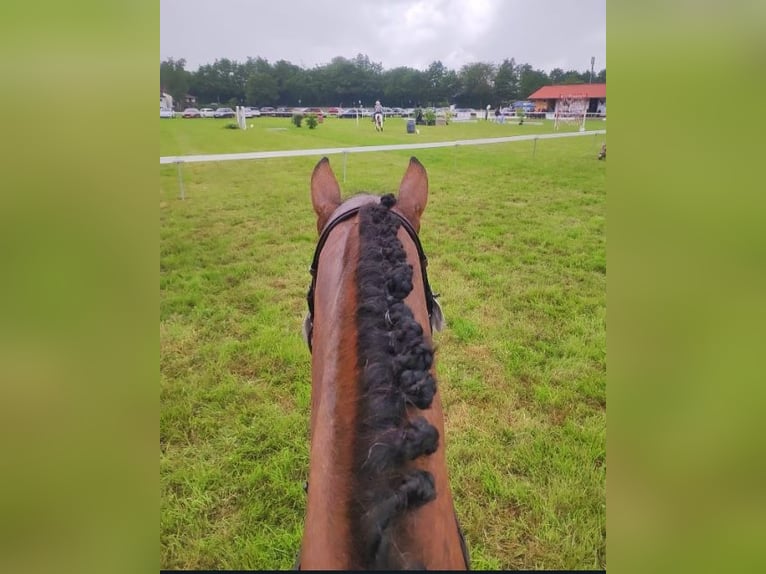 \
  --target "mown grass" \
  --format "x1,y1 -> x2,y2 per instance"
160,115 -> 606,157
160,125 -> 606,570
